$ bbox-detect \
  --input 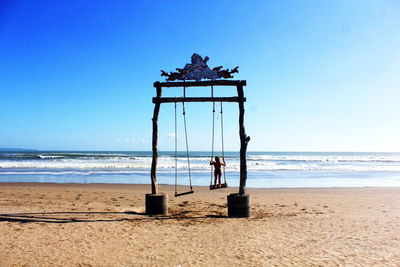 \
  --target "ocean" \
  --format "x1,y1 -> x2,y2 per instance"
1,151 -> 400,188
